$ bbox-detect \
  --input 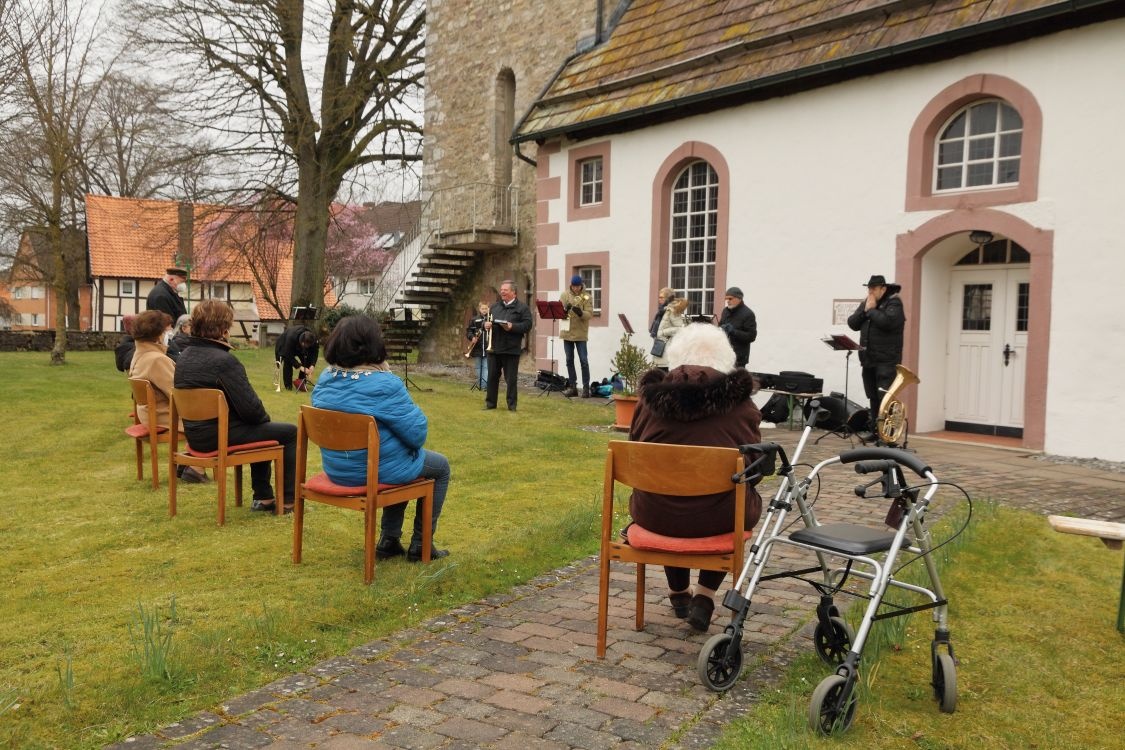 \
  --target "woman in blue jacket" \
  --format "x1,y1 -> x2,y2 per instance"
311,315 -> 451,562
